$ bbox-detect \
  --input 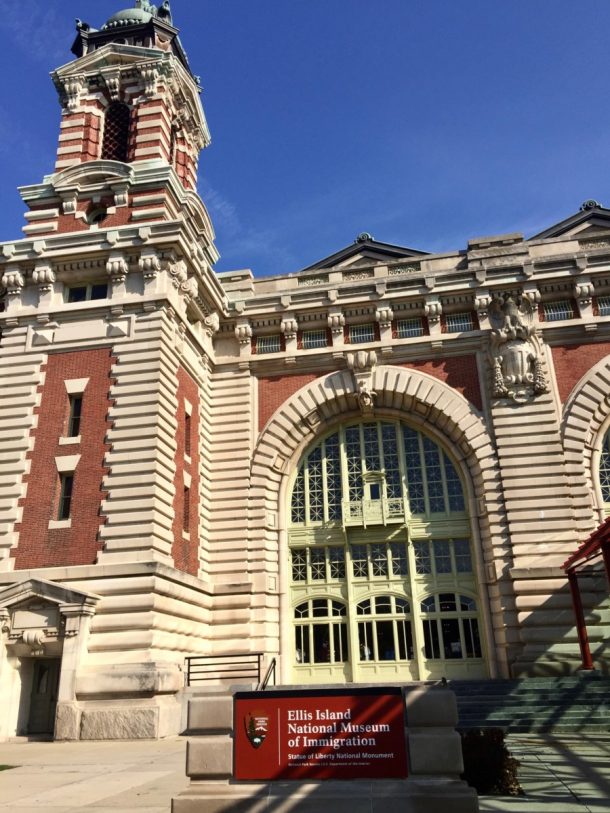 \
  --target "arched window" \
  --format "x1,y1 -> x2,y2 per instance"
599,429 -> 610,510
356,596 -> 413,662
290,422 -> 466,527
294,599 -> 347,665
101,102 -> 132,163
288,420 -> 485,683
420,593 -> 482,660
